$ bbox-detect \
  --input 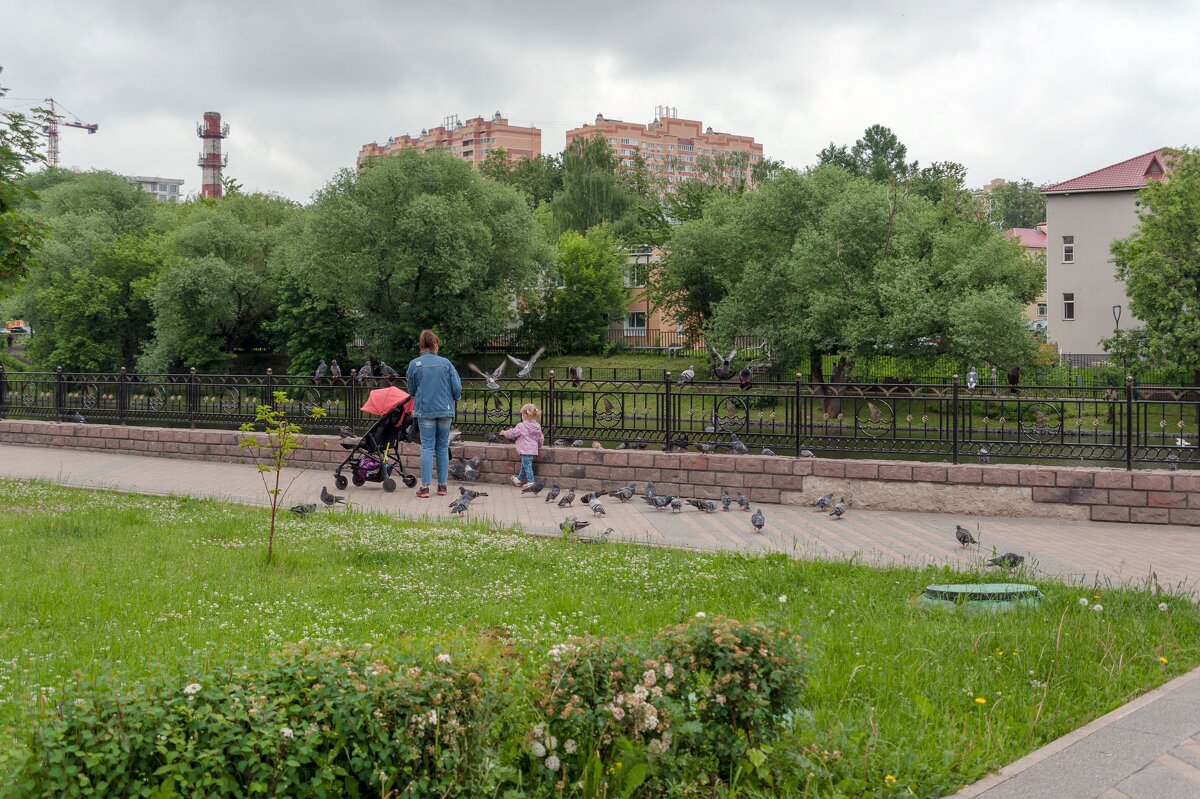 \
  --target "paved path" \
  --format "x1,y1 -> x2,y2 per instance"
3,442 -> 1200,799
